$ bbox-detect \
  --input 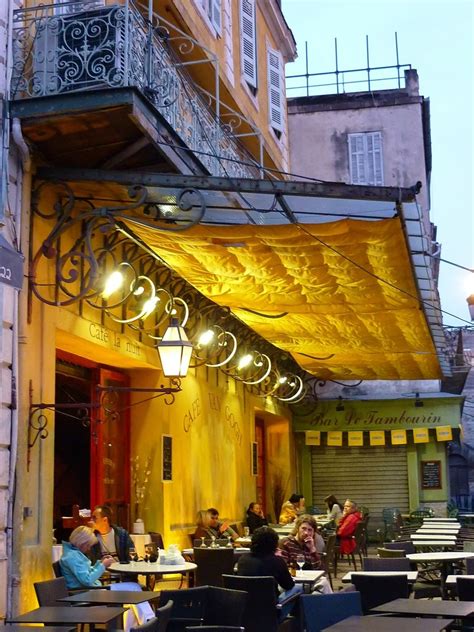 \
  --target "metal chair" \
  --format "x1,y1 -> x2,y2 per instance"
377,547 -> 407,558
351,573 -> 409,614
321,533 -> 336,585
223,574 -> 300,632
34,577 -> 70,606
193,547 -> 235,587
383,540 -> 416,555
149,531 -> 165,549
300,592 -> 362,632
456,577 -> 474,600
363,557 -> 410,571
130,601 -> 174,632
